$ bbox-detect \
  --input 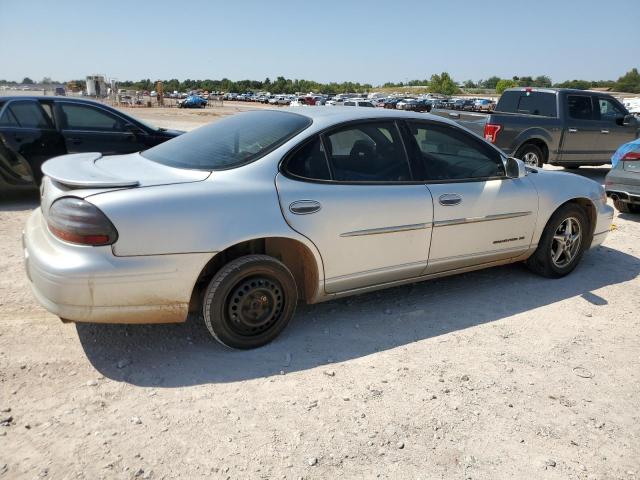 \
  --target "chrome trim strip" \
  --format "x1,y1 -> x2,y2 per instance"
340,222 -> 432,237
433,211 -> 532,227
